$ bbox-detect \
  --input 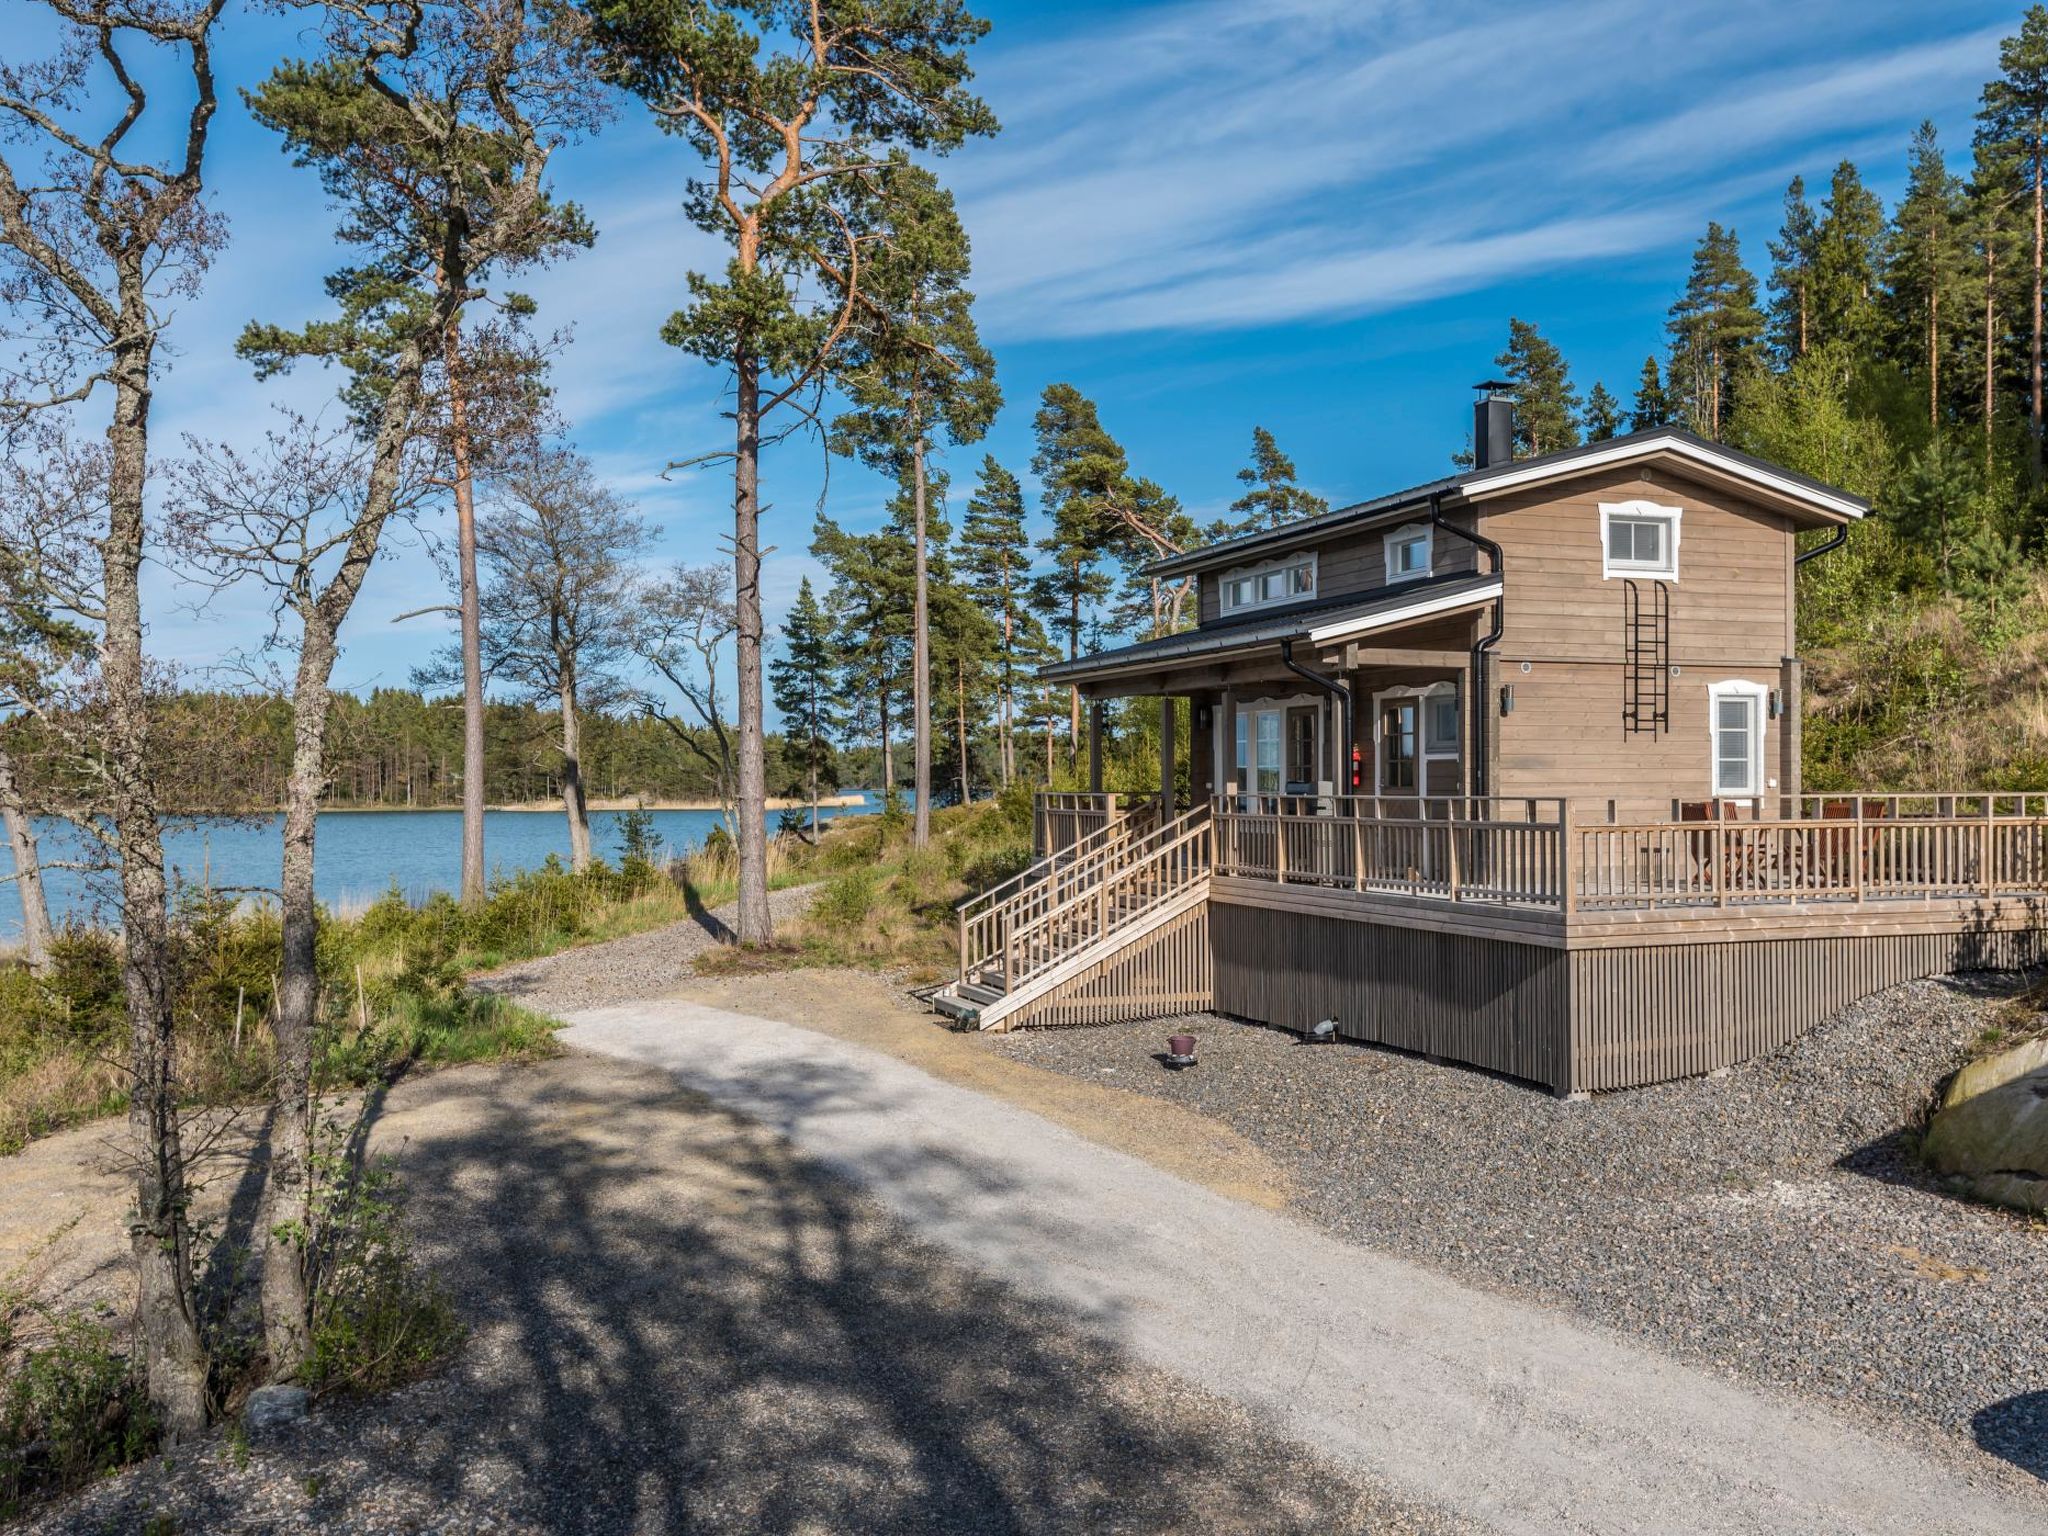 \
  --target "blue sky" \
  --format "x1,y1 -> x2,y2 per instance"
126,0 -> 2024,709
